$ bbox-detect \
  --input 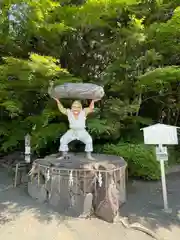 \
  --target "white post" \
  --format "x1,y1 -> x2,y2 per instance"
158,144 -> 168,211
25,134 -> 31,163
